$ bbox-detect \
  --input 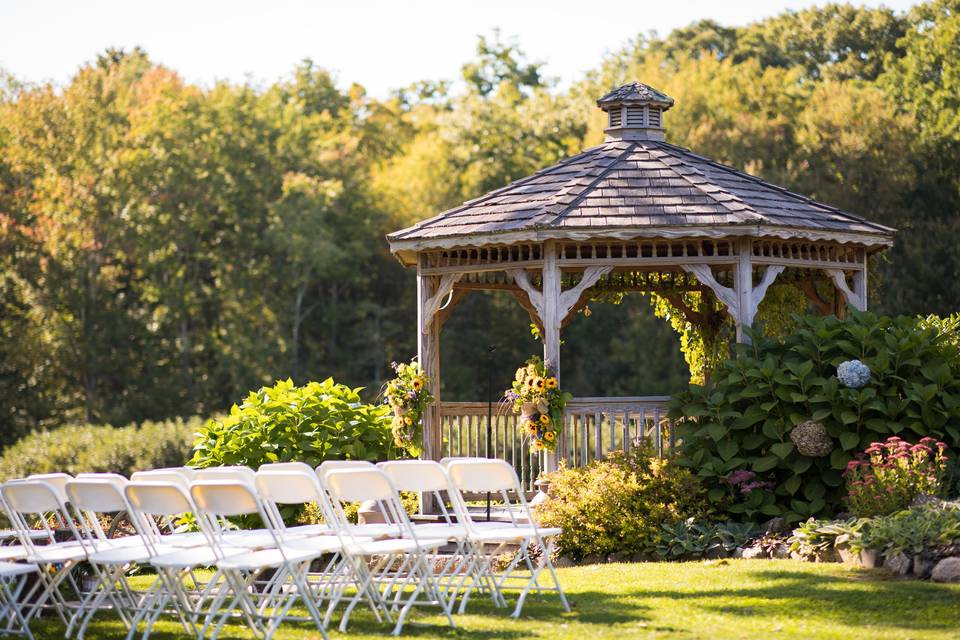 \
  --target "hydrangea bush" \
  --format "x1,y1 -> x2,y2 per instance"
845,436 -> 949,517
671,311 -> 960,522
